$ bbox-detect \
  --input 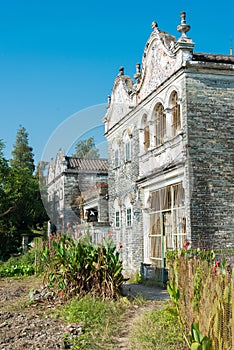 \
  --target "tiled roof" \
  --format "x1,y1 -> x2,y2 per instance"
193,53 -> 234,64
65,156 -> 108,171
